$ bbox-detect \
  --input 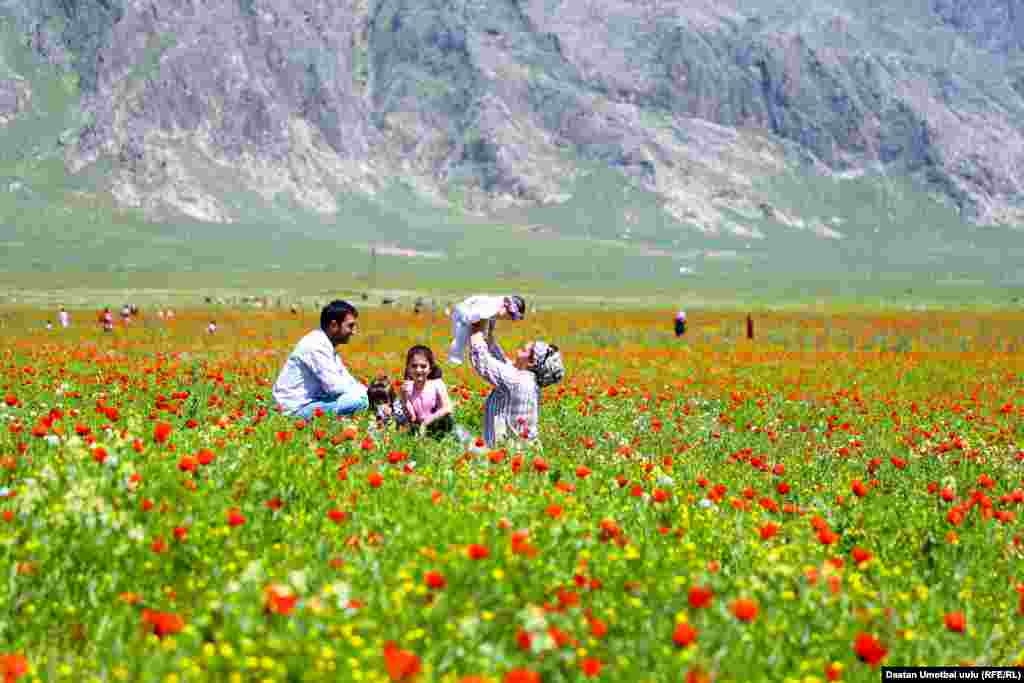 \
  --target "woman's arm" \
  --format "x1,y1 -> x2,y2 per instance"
485,318 -> 507,362
469,323 -> 520,388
